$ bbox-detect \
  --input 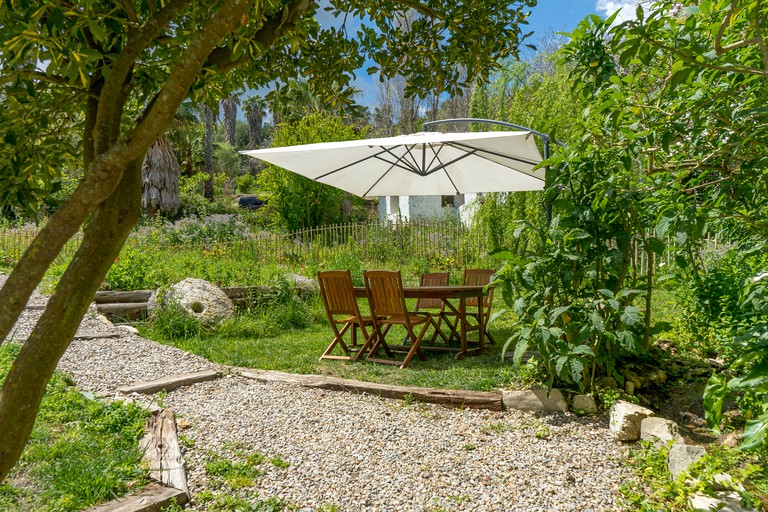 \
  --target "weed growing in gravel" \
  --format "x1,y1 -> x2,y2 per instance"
204,455 -> 265,489
482,421 -> 515,435
619,441 -> 768,511
268,455 -> 290,469
195,490 -> 288,511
